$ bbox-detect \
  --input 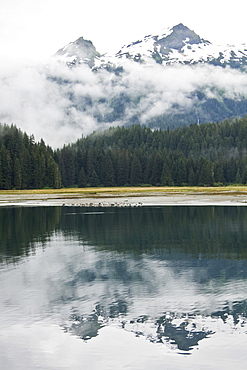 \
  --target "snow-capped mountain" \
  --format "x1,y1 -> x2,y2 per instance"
50,24 -> 247,136
55,37 -> 101,68
55,23 -> 247,69
115,23 -> 247,67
